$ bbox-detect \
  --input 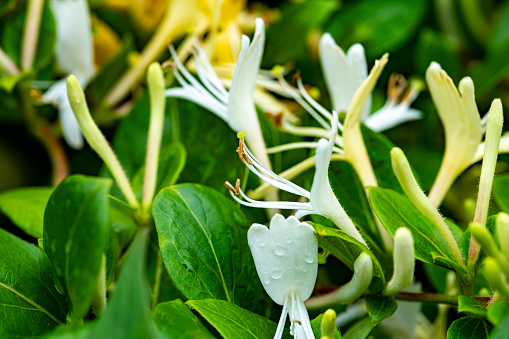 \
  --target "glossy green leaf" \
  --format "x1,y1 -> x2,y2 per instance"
369,187 -> 464,272
447,317 -> 491,339
152,184 -> 261,309
458,295 -> 486,318
43,175 -> 112,322
0,186 -> 52,238
90,229 -> 161,338
0,228 -> 67,338
152,299 -> 214,338
310,223 -> 386,286
324,0 -> 426,59
131,142 -> 186,198
187,299 -> 279,339
365,295 -> 398,326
